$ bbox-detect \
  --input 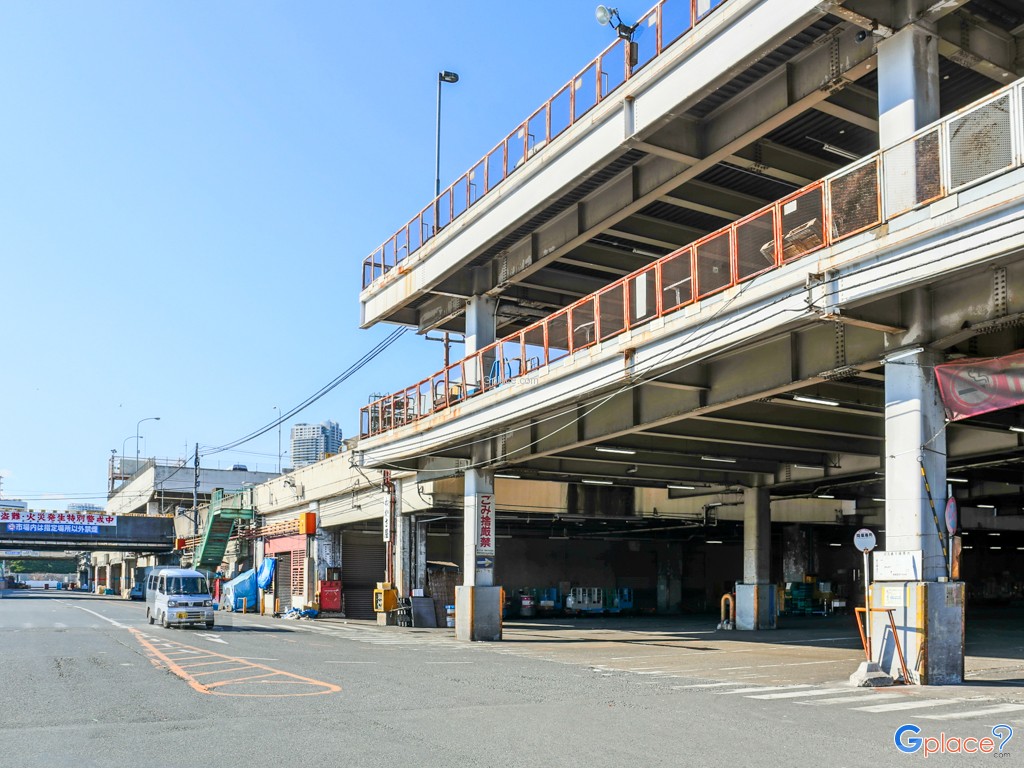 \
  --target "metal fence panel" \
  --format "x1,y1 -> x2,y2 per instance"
829,158 -> 881,241
948,92 -> 1014,191
695,231 -> 732,297
780,185 -> 825,262
882,128 -> 942,219
735,208 -> 776,280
